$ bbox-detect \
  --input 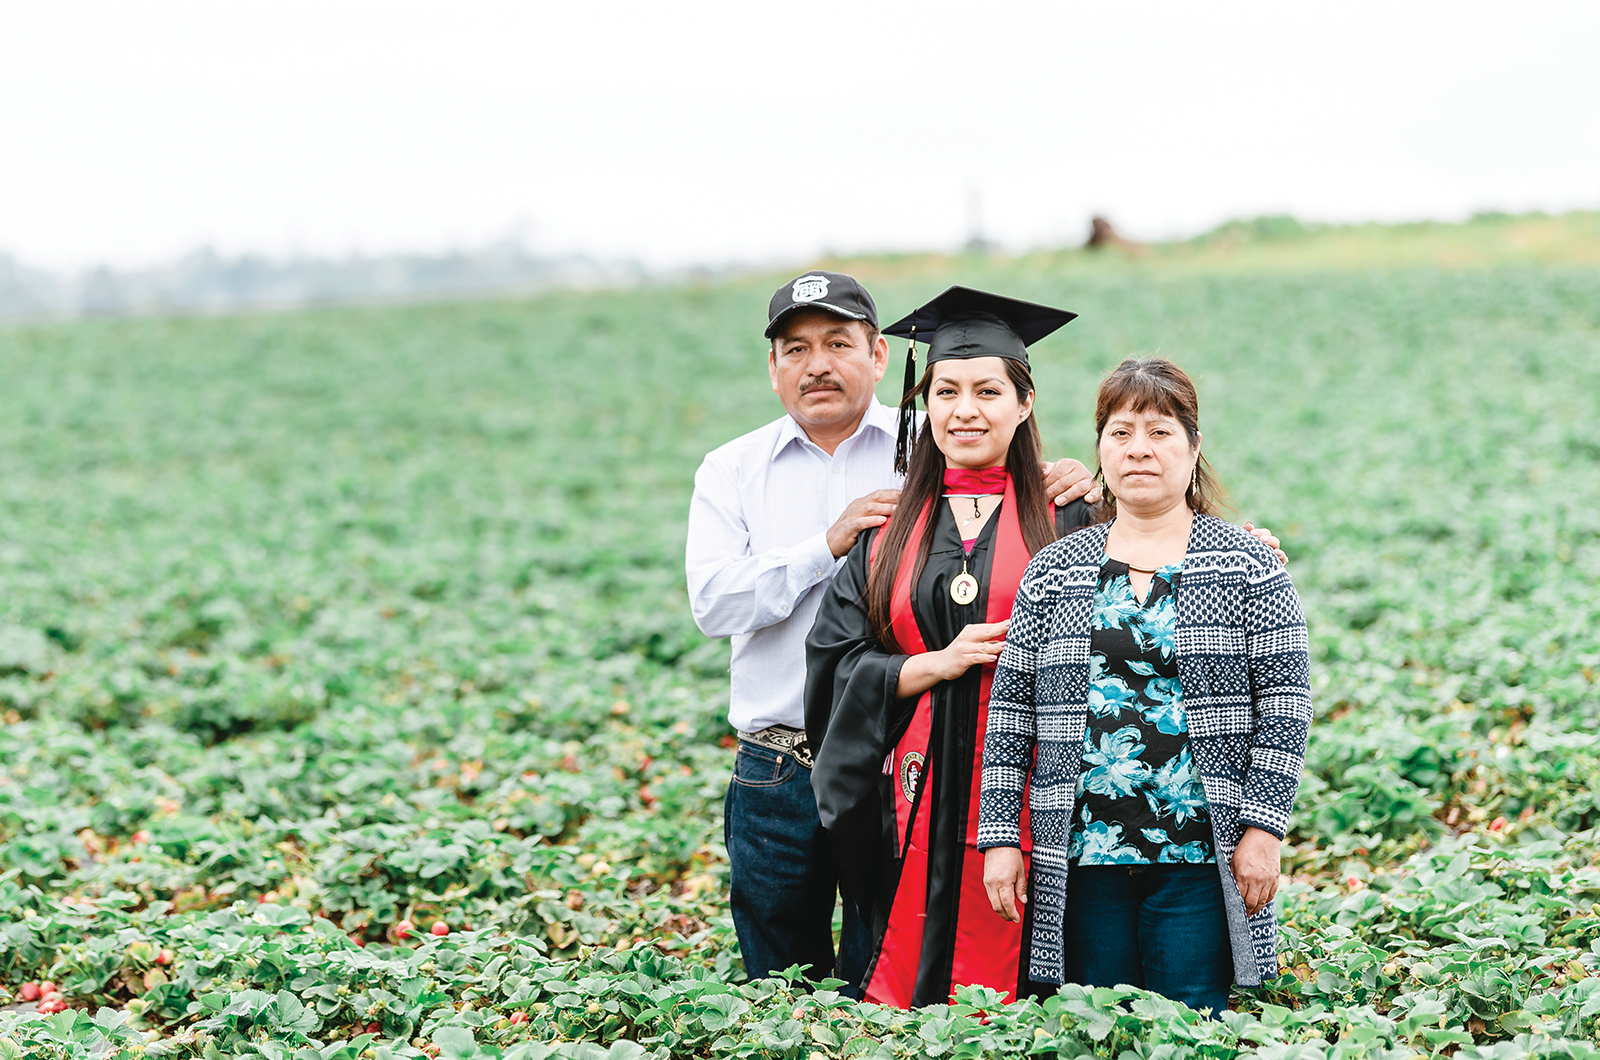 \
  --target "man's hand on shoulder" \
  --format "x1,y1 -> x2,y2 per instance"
1243,521 -> 1288,565
1041,459 -> 1101,507
827,489 -> 901,558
